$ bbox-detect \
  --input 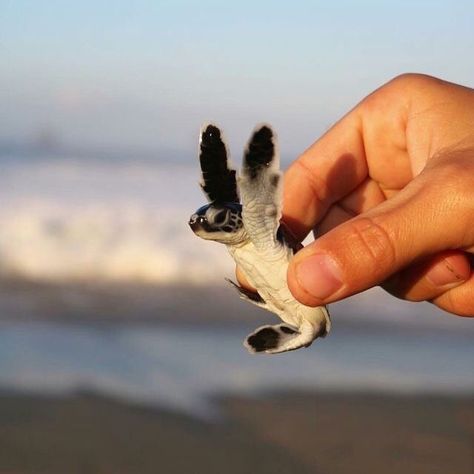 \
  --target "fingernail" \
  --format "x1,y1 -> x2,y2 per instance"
295,254 -> 343,300
426,258 -> 466,287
